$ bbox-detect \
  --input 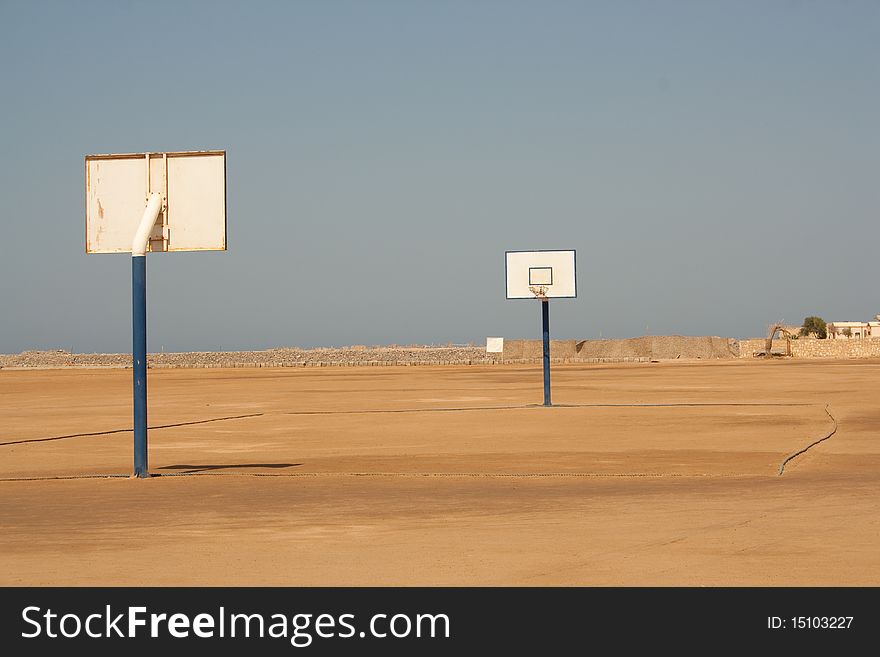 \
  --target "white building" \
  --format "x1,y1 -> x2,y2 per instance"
827,315 -> 880,339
